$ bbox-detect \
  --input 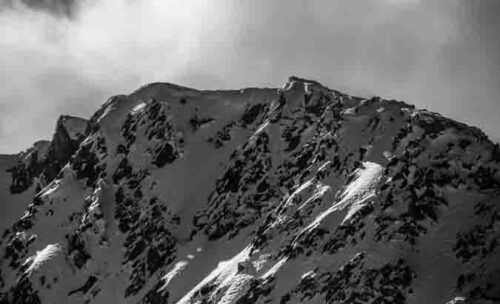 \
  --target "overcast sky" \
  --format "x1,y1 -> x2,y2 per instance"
0,0 -> 499,153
